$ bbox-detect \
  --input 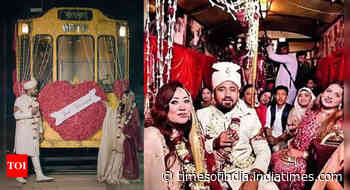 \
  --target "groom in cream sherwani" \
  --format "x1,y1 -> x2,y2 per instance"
197,62 -> 278,190
13,78 -> 54,184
